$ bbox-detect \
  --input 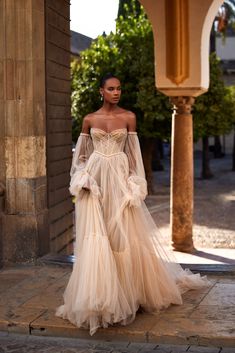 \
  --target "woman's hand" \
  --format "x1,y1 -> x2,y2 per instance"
82,177 -> 91,191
